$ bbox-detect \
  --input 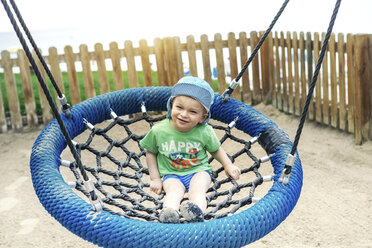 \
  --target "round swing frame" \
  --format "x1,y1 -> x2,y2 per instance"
30,87 -> 302,248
